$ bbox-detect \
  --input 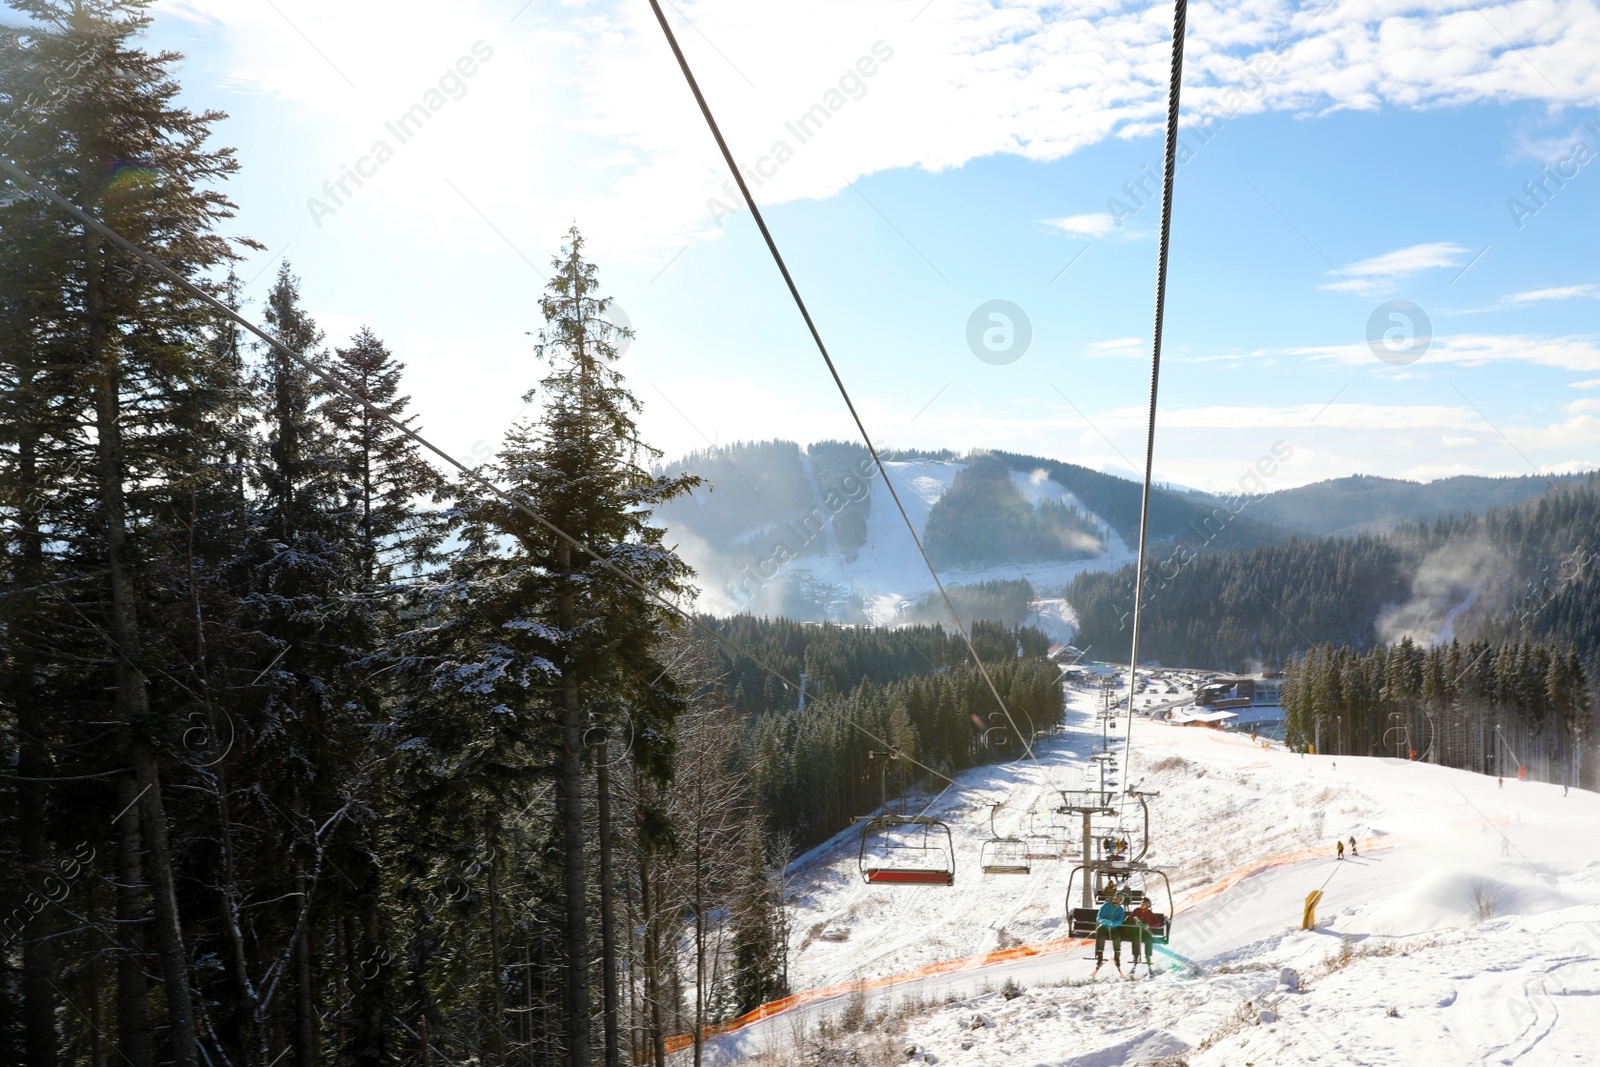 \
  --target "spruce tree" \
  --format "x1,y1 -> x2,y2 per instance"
1,3 -> 249,1064
394,227 -> 697,1065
